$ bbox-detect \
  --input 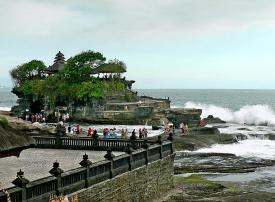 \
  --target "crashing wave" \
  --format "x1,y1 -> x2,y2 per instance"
183,101 -> 275,126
